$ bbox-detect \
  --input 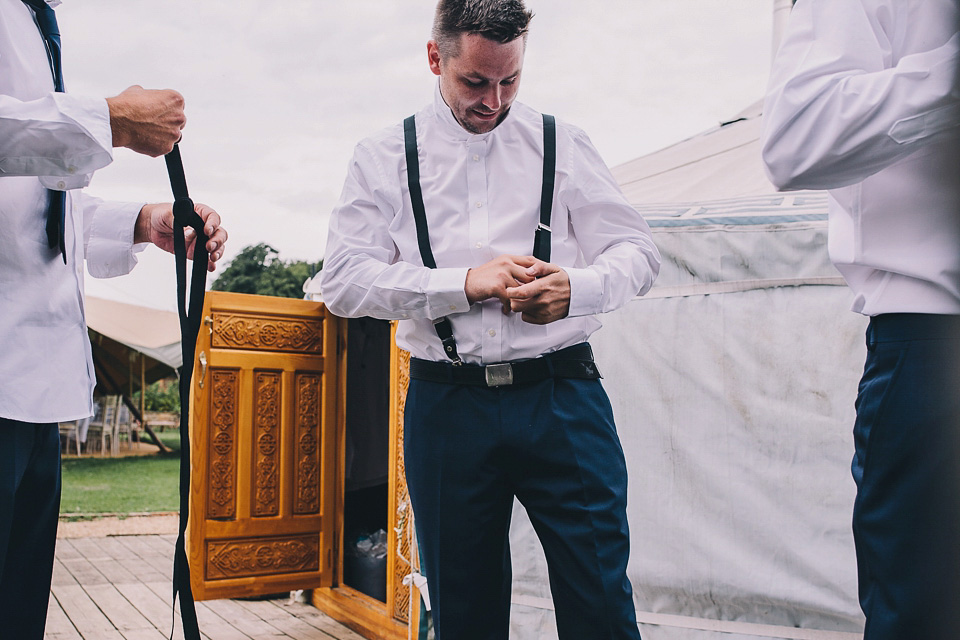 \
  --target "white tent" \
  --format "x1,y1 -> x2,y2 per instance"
507,104 -> 869,639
